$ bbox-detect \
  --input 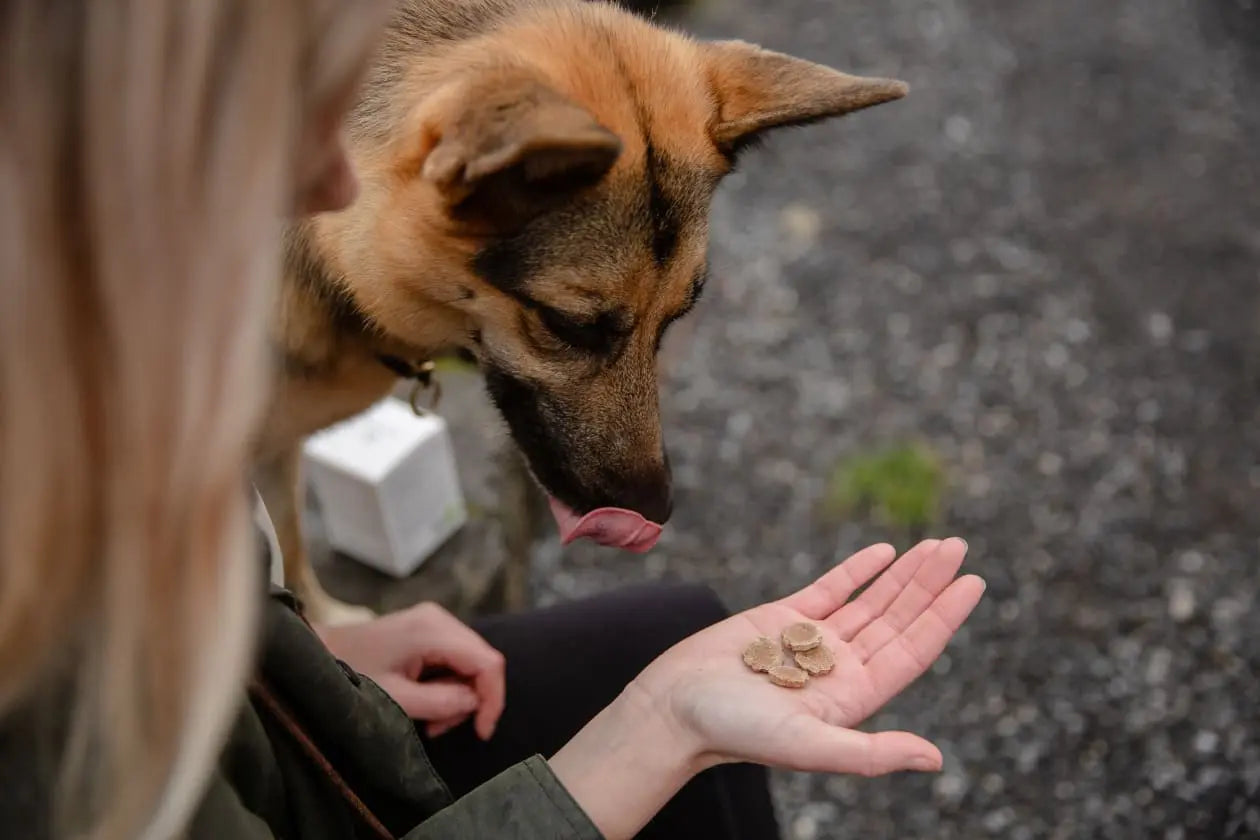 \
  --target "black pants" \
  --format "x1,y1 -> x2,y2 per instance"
421,584 -> 782,840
